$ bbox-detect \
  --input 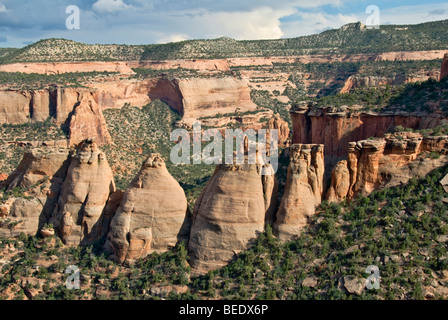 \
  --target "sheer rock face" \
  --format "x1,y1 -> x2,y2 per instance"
441,53 -> 448,81
52,140 -> 115,246
0,148 -> 70,237
105,154 -> 190,264
188,159 -> 278,273
273,144 -> 325,241
290,104 -> 444,169
326,160 -> 351,203
326,132 -> 448,202
268,114 -> 290,147
350,139 -> 386,197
